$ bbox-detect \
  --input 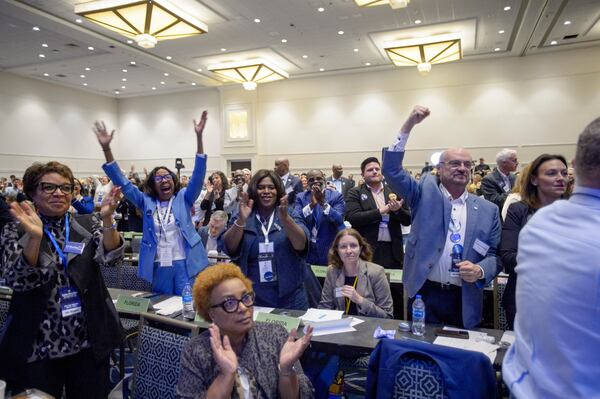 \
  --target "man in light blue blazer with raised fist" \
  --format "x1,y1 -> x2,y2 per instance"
382,105 -> 501,329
